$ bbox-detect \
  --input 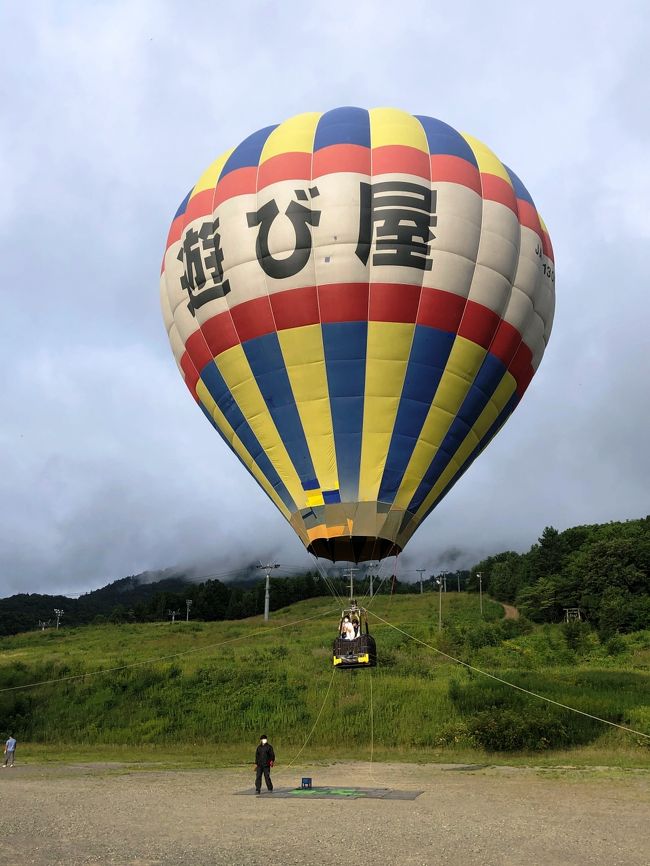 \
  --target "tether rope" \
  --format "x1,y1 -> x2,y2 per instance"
309,553 -> 344,607
369,611 -> 650,741
0,607 -> 338,694
284,666 -> 337,769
